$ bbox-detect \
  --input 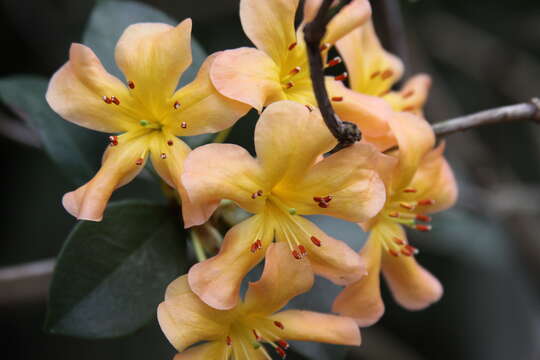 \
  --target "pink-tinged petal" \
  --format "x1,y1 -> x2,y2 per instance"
181,143 -> 266,226
304,0 -> 372,45
46,43 -> 138,133
270,310 -> 361,346
275,142 -> 389,223
333,230 -> 384,327
255,101 -> 336,186
336,21 -> 403,96
210,47 -> 284,111
173,342 -> 227,360
158,276 -> 232,352
294,216 -> 364,285
240,0 -> 299,66
383,74 -> 432,114
188,215 -> 273,310
164,52 -> 250,136
62,132 -> 148,221
380,222 -> 443,310
114,20 -> 192,111
243,242 -> 314,315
